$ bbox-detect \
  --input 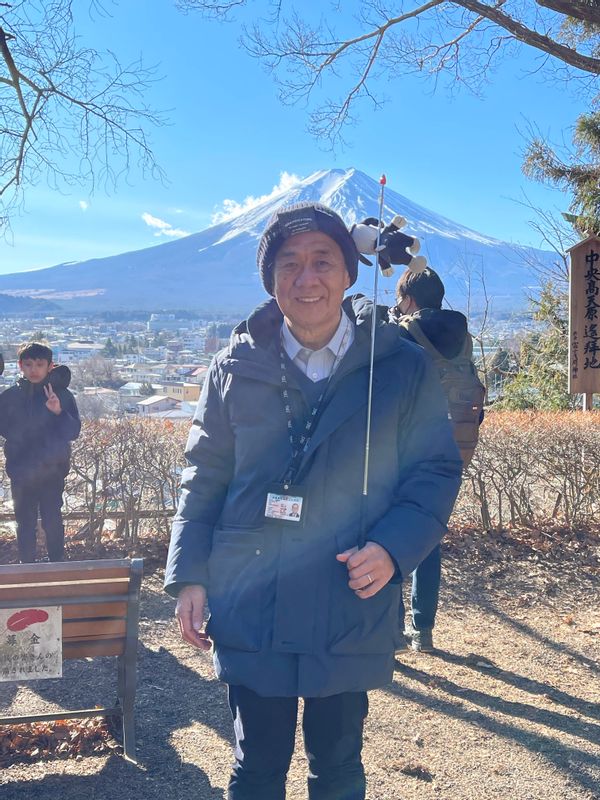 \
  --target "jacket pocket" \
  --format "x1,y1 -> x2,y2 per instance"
206,527 -> 266,652
327,530 -> 401,655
